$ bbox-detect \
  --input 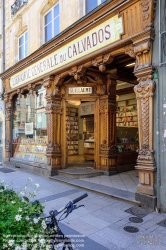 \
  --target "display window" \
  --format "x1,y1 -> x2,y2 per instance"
12,85 -> 47,164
